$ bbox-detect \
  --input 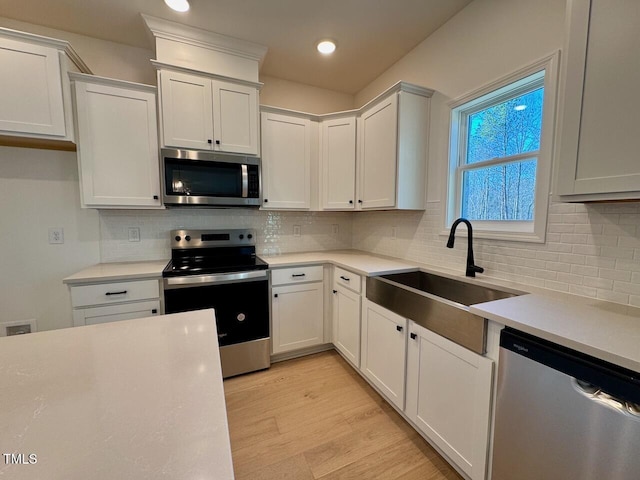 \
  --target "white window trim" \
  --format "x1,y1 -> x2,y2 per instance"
442,51 -> 560,243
